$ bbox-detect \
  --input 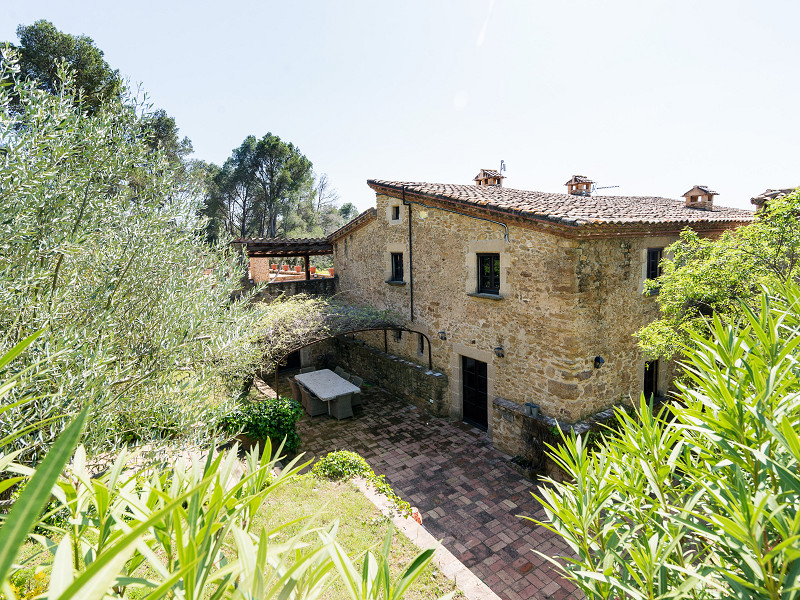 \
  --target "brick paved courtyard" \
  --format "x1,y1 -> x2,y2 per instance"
280,378 -> 581,600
